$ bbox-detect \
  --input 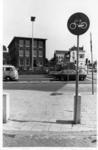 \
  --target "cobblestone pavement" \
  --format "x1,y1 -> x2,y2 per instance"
3,131 -> 97,147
